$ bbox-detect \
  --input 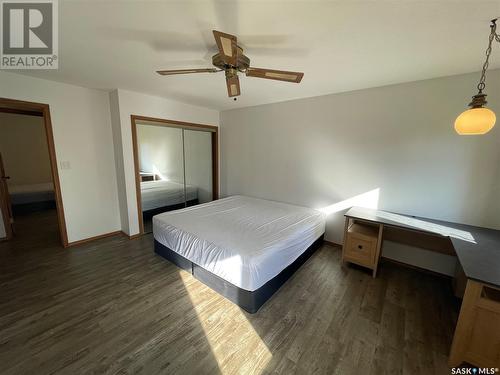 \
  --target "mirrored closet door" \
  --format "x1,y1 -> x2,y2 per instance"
132,116 -> 218,234
184,129 -> 213,204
